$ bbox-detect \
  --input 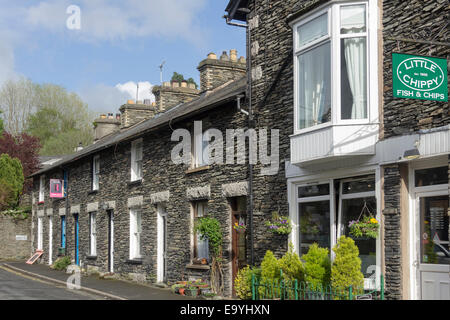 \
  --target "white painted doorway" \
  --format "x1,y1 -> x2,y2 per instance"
157,204 -> 167,283
48,216 -> 53,265
410,161 -> 449,300
108,210 -> 114,273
